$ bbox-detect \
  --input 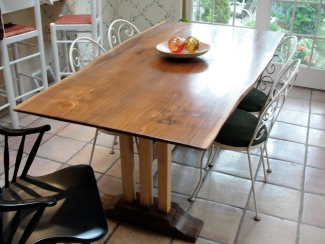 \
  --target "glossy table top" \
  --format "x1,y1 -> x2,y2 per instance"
15,21 -> 284,150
